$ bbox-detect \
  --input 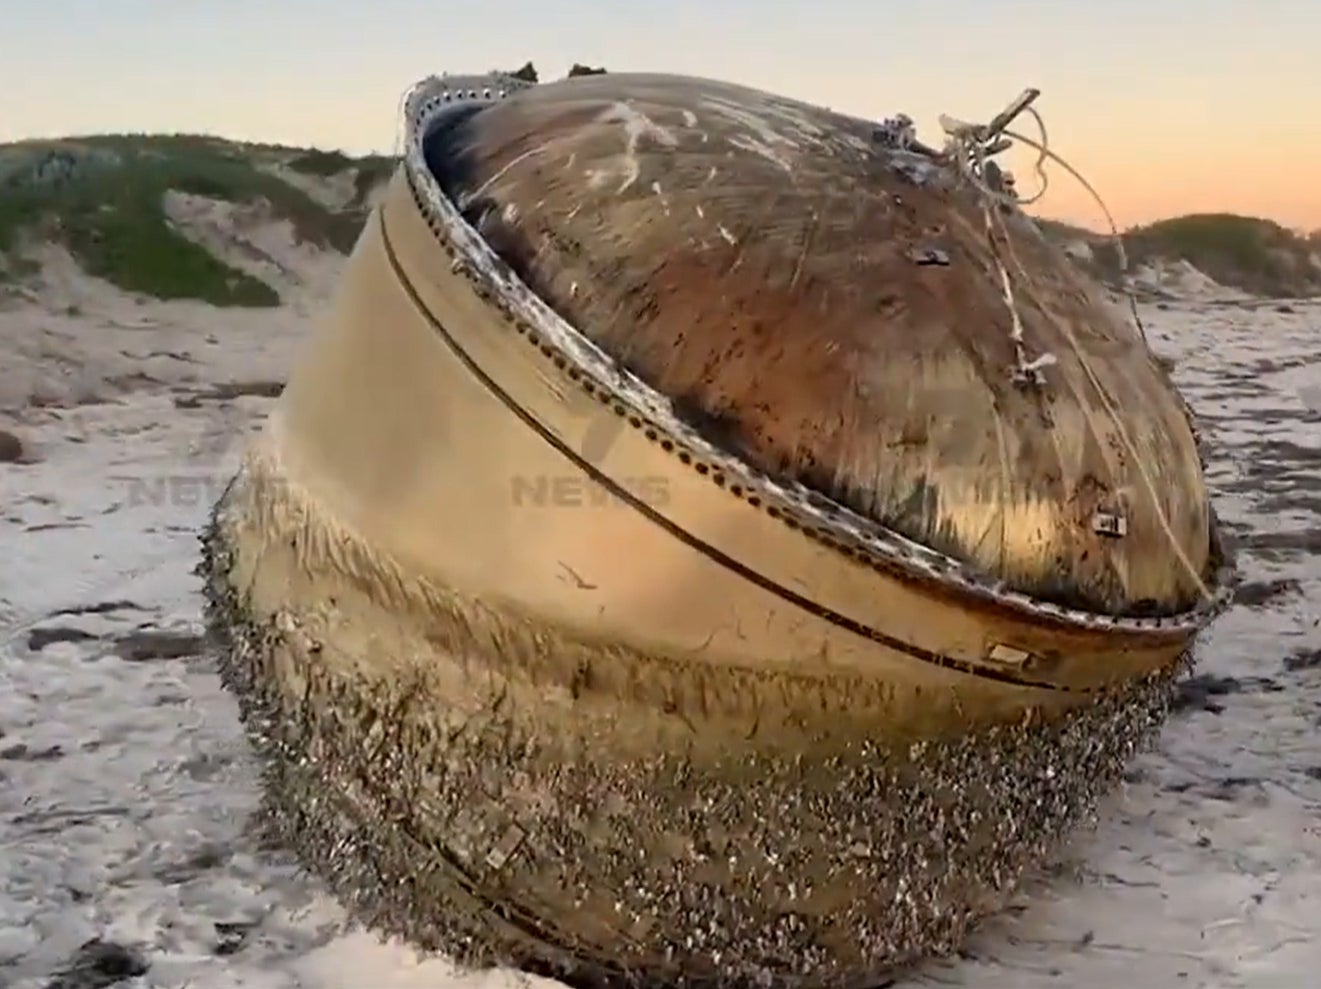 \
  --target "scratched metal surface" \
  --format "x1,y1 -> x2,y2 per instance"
426,73 -> 1213,617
